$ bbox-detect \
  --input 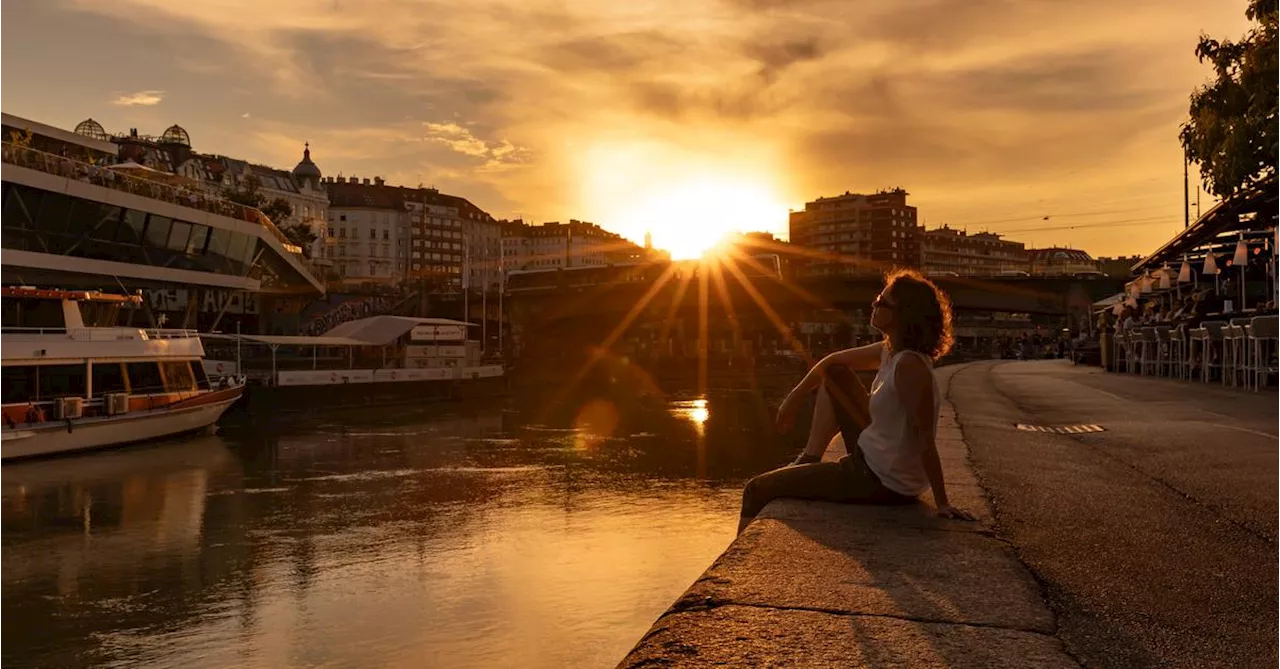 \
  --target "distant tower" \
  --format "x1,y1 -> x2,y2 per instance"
292,142 -> 323,189
644,231 -> 653,250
